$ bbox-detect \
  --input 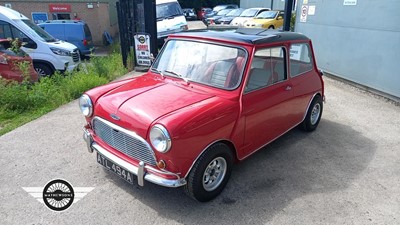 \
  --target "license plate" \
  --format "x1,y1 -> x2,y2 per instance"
97,152 -> 135,184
